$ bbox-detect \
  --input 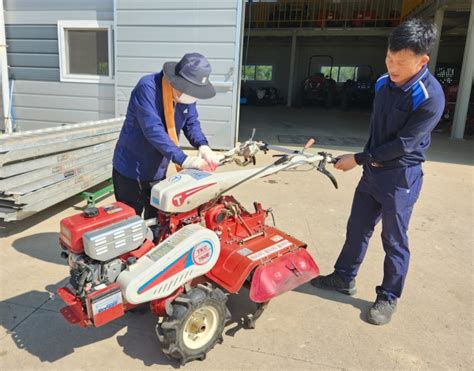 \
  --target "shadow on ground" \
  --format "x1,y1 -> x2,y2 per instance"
1,281 -> 262,367
293,282 -> 374,324
12,232 -> 64,265
225,287 -> 262,336
1,280 -> 176,367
